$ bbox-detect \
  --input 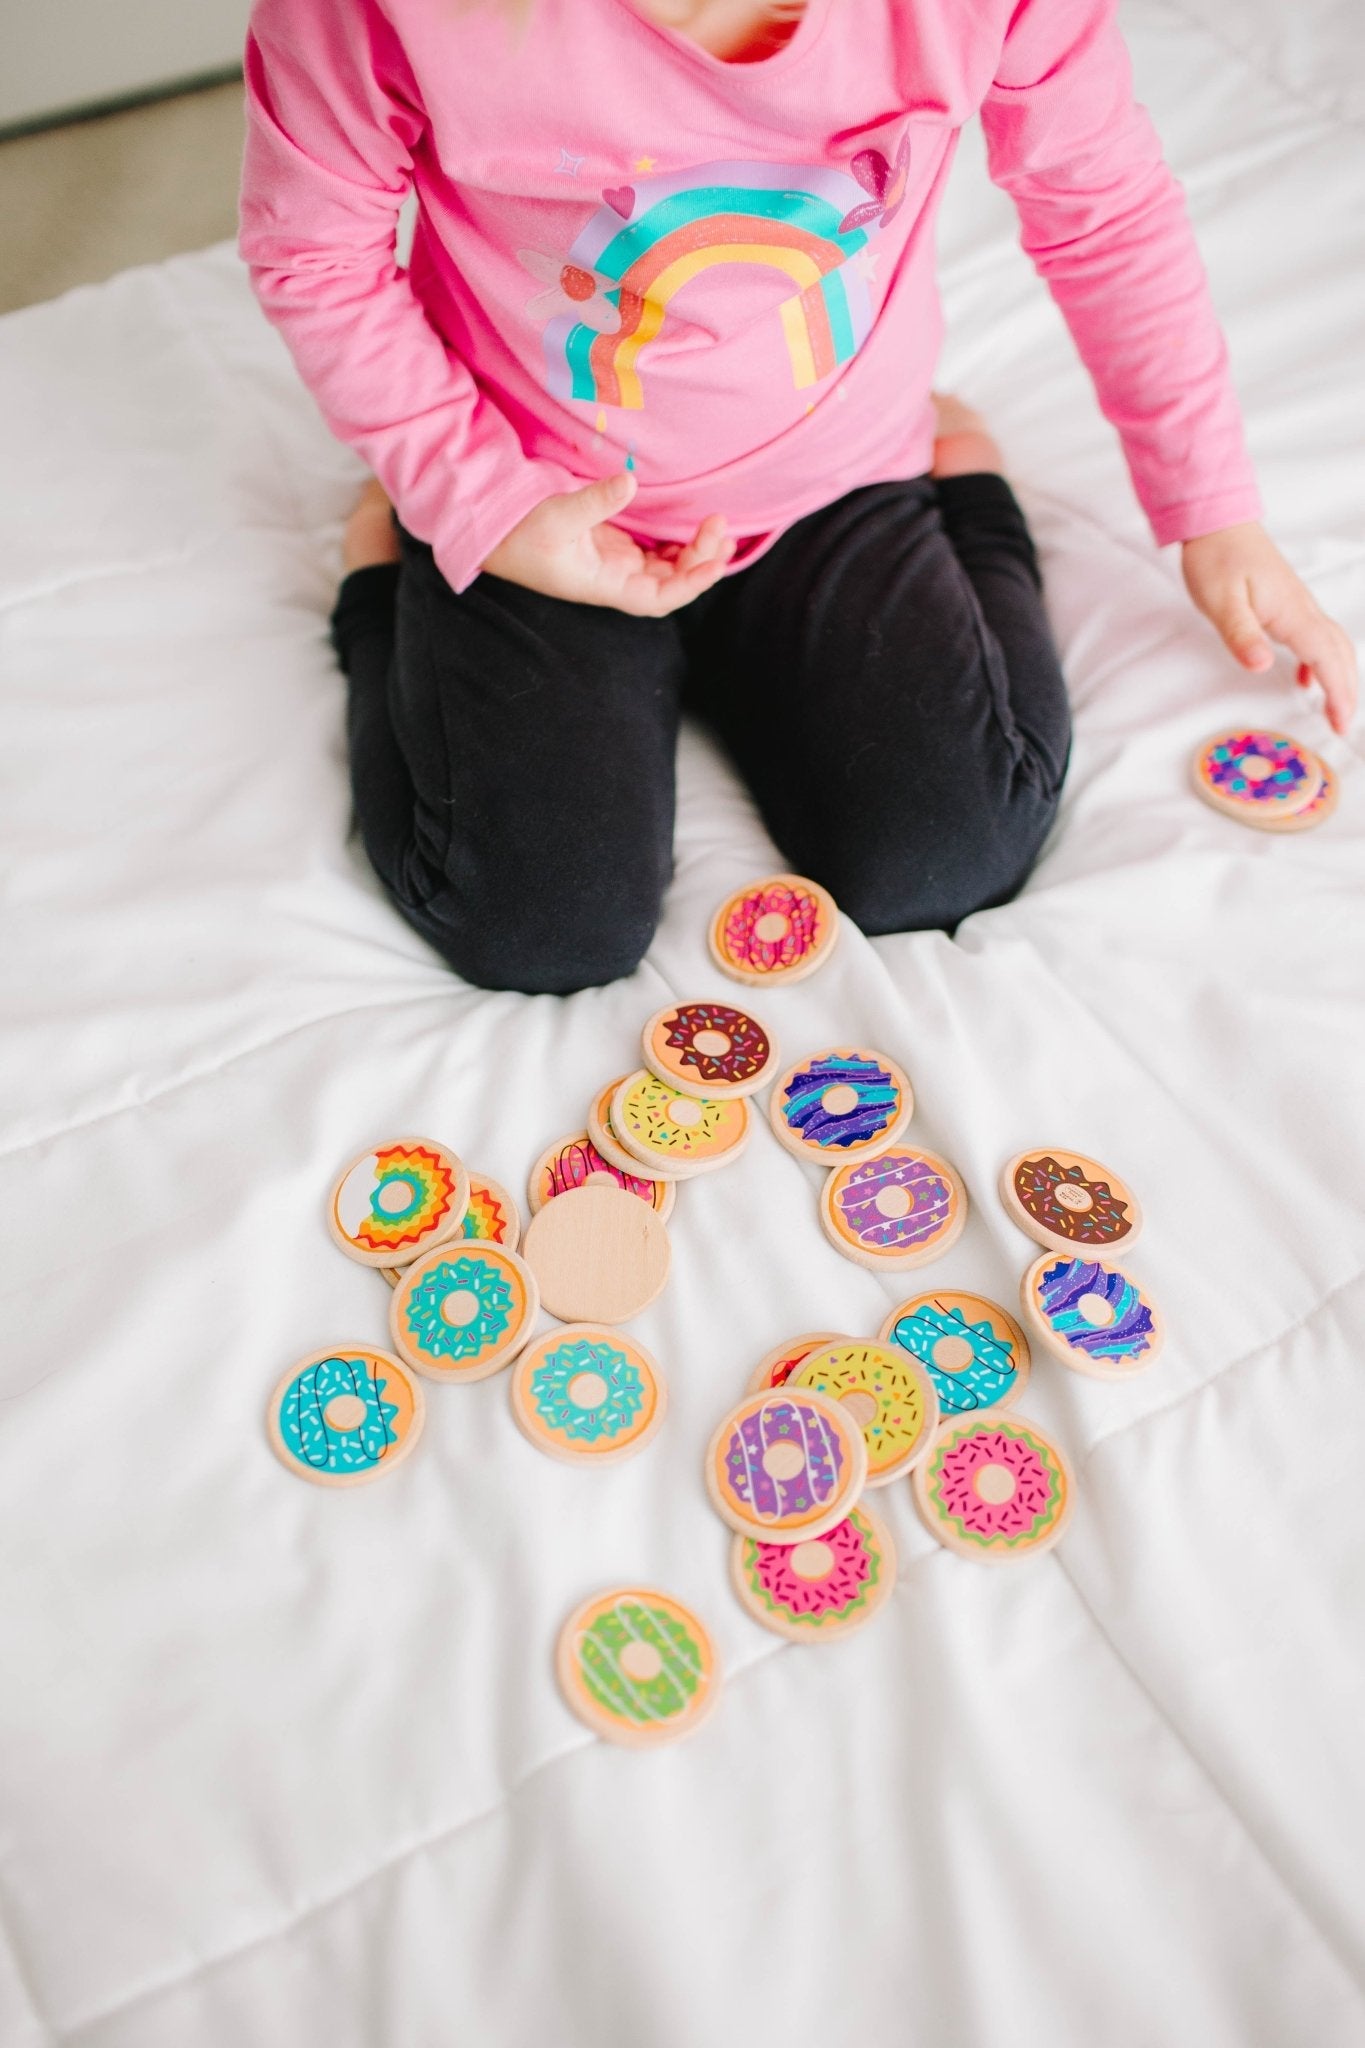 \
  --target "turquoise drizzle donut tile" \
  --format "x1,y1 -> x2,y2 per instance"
880,1290 -> 1030,1416
267,1347 -> 425,1488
